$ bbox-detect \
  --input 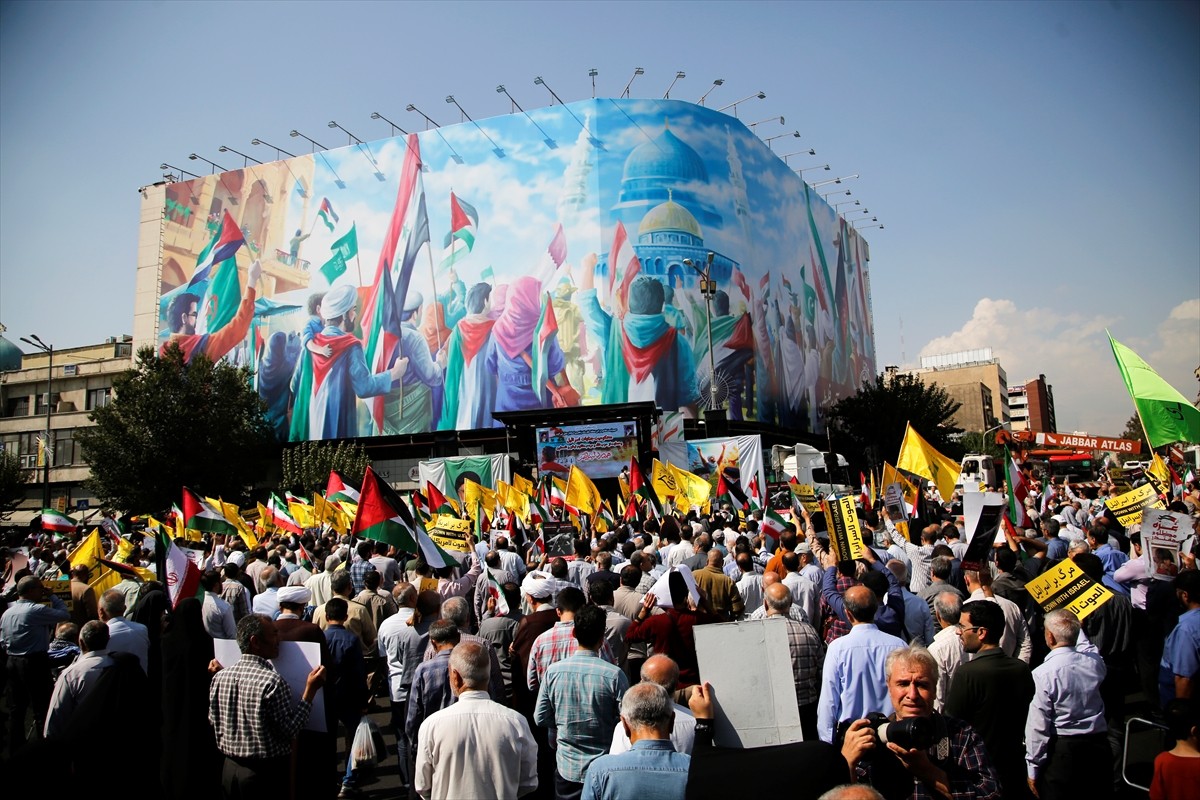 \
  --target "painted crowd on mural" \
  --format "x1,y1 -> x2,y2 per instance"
154,99 -> 876,442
